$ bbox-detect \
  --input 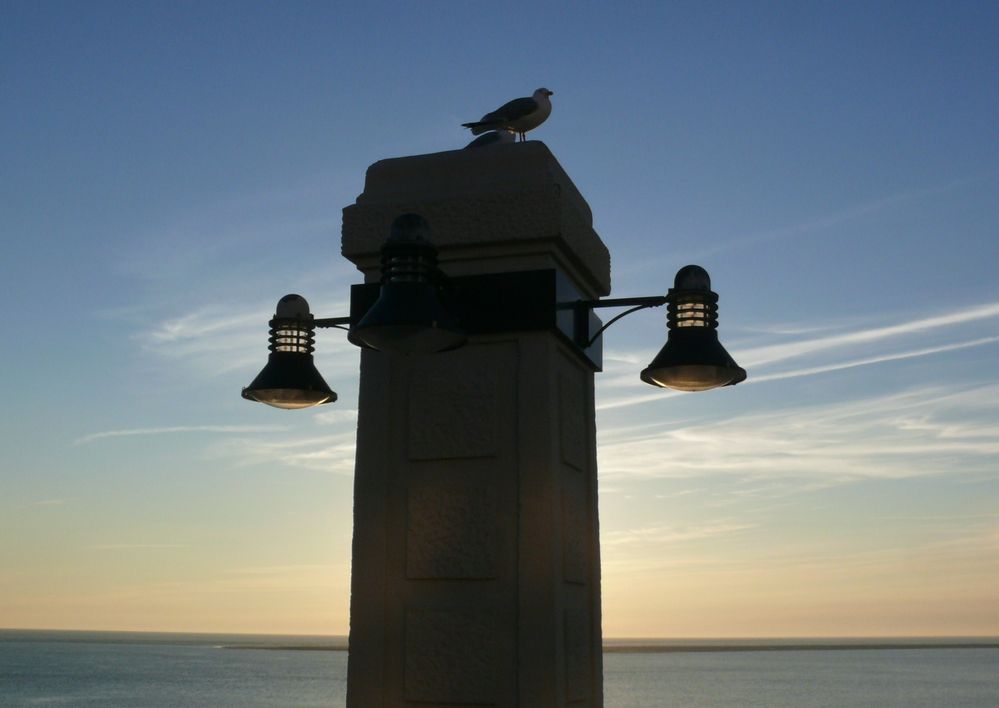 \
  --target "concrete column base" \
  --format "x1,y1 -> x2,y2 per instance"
343,143 -> 609,706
